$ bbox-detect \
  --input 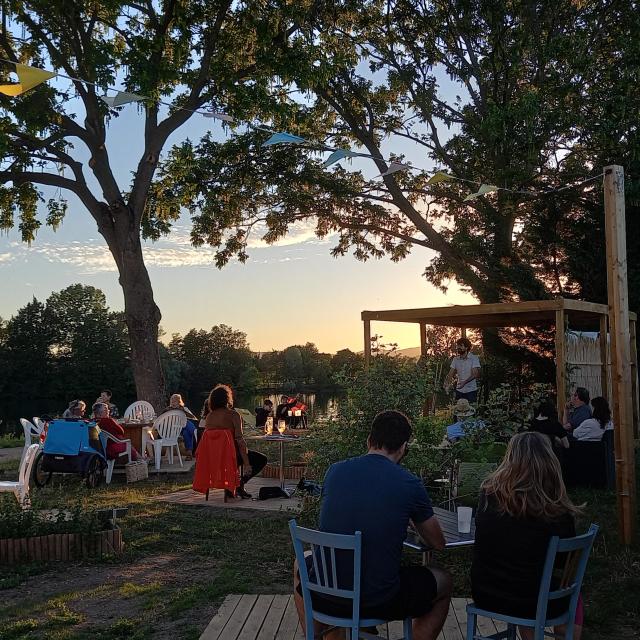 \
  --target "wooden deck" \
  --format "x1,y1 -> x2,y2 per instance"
199,594 -> 511,640
154,477 -> 303,513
